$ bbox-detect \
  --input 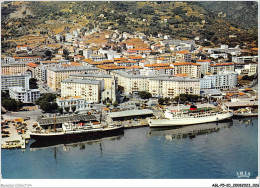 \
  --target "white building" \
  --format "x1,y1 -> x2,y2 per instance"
149,77 -> 200,98
210,53 -> 228,59
9,87 -> 40,103
1,74 -> 30,91
244,63 -> 258,76
200,78 -> 212,89
83,49 -> 93,59
196,60 -> 211,75
61,78 -> 101,103
203,70 -> 238,89
232,56 -> 258,63
56,96 -> 91,112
